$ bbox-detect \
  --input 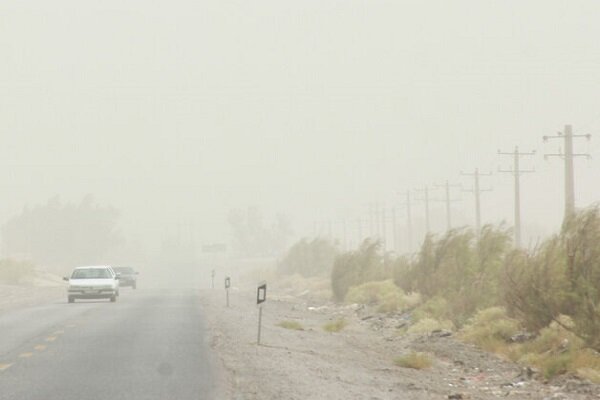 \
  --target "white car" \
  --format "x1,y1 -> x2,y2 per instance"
64,266 -> 120,303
